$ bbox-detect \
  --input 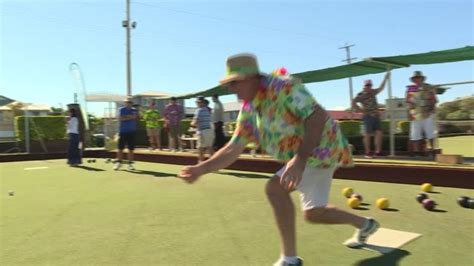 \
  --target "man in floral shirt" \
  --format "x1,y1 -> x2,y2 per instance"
179,54 -> 379,266
405,71 -> 438,156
